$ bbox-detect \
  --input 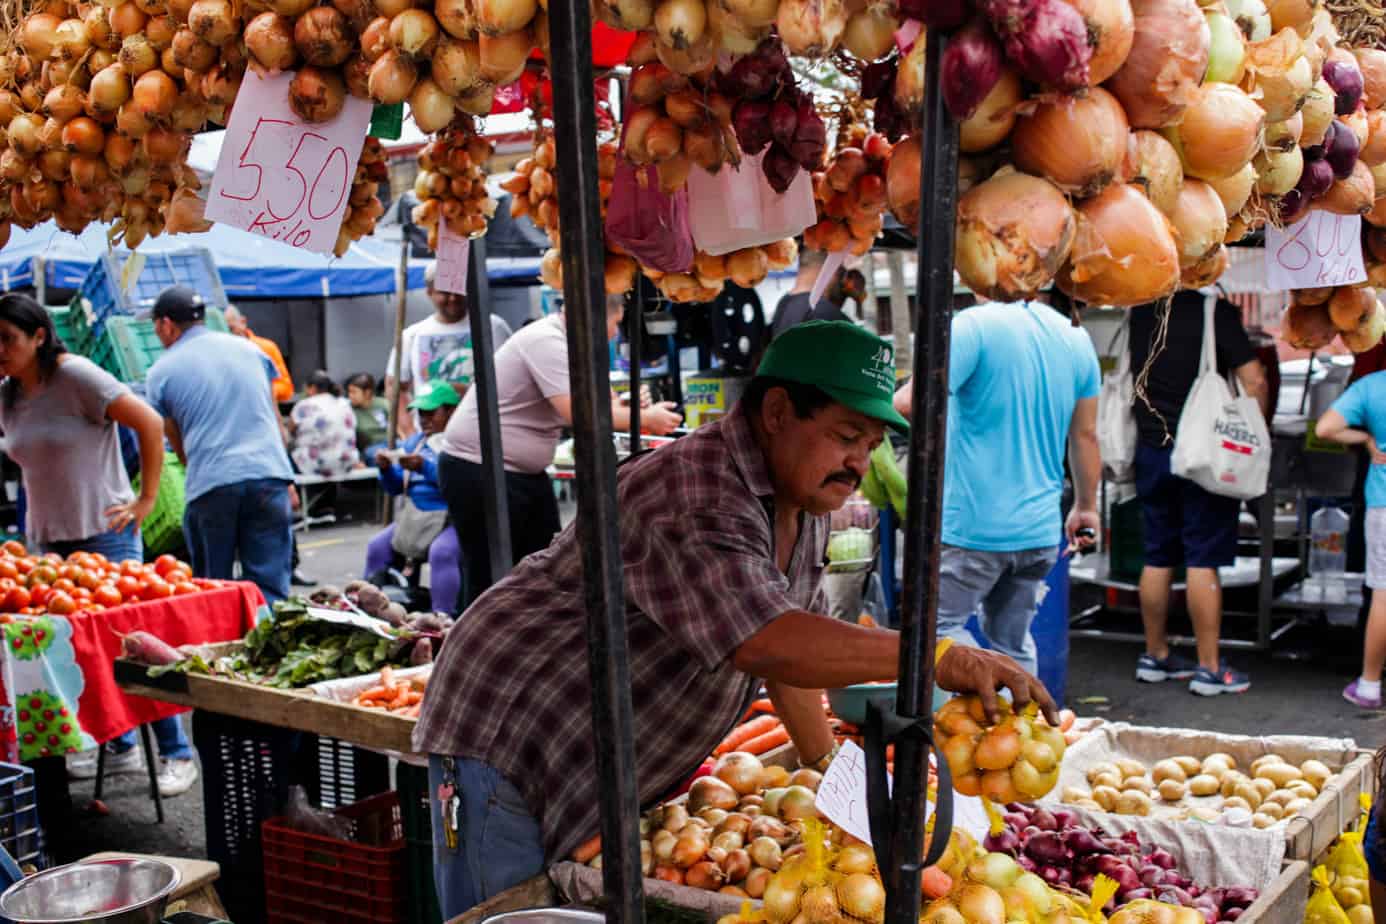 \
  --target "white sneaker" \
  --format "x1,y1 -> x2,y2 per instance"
156,758 -> 198,797
67,745 -> 145,781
